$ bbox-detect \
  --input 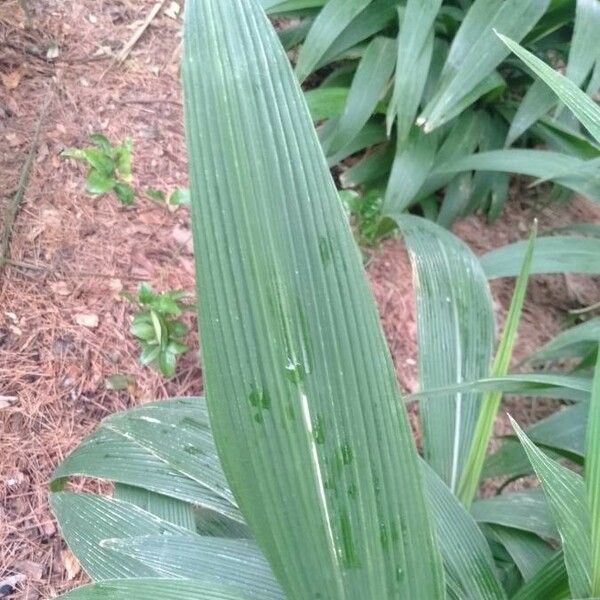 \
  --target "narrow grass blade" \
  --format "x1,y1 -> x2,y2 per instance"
183,1 -> 445,598
422,461 -> 506,599
506,80 -> 556,146
419,0 -> 550,132
586,349 -> 600,595
458,224 -> 537,507
305,87 -> 350,122
325,36 -> 396,154
526,318 -> 600,364
295,0 -> 373,82
511,417 -> 592,598
395,215 -> 495,491
472,489 -> 558,540
498,32 -> 600,143
105,535 -> 284,599
57,579 -> 251,600
511,551 -> 570,600
565,0 -> 600,88
387,1 -> 440,140
480,236 -> 600,279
